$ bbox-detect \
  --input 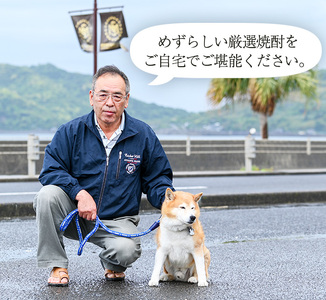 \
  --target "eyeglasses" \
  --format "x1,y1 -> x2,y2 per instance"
93,91 -> 128,103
